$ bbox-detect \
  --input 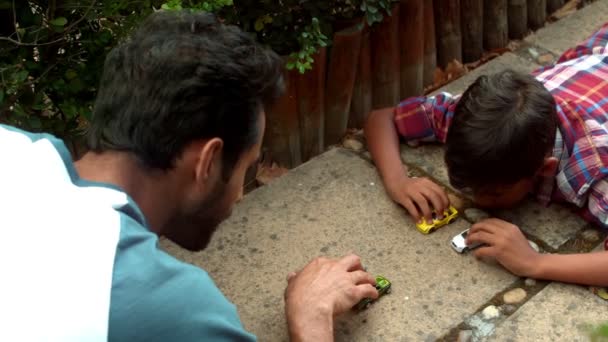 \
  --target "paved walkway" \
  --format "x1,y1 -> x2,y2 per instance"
162,2 -> 608,341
